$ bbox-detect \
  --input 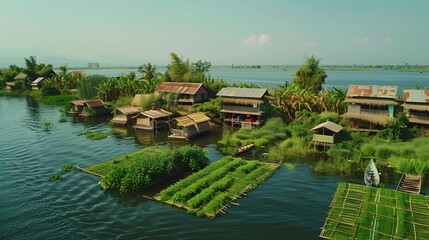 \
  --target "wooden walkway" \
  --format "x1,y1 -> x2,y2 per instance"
396,174 -> 422,194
